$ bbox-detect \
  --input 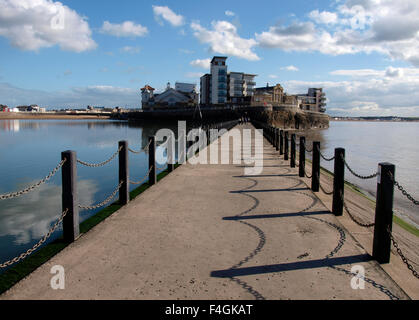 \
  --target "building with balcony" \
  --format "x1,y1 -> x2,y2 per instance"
297,88 -> 326,112
200,56 -> 257,106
